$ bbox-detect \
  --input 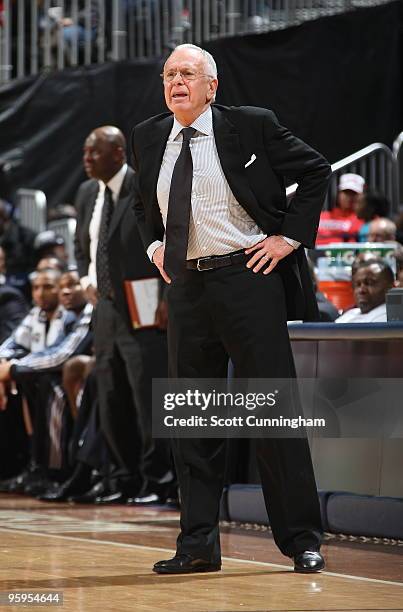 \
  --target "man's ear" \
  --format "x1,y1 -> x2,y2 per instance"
207,79 -> 218,102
